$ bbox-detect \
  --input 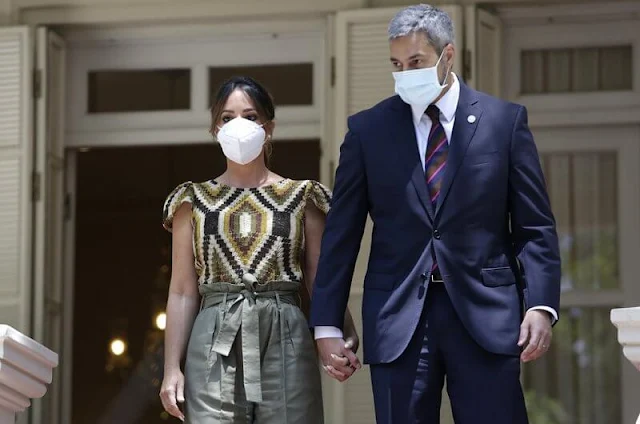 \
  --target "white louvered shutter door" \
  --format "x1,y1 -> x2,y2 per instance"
464,6 -> 502,96
0,27 -> 33,335
329,7 -> 463,424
